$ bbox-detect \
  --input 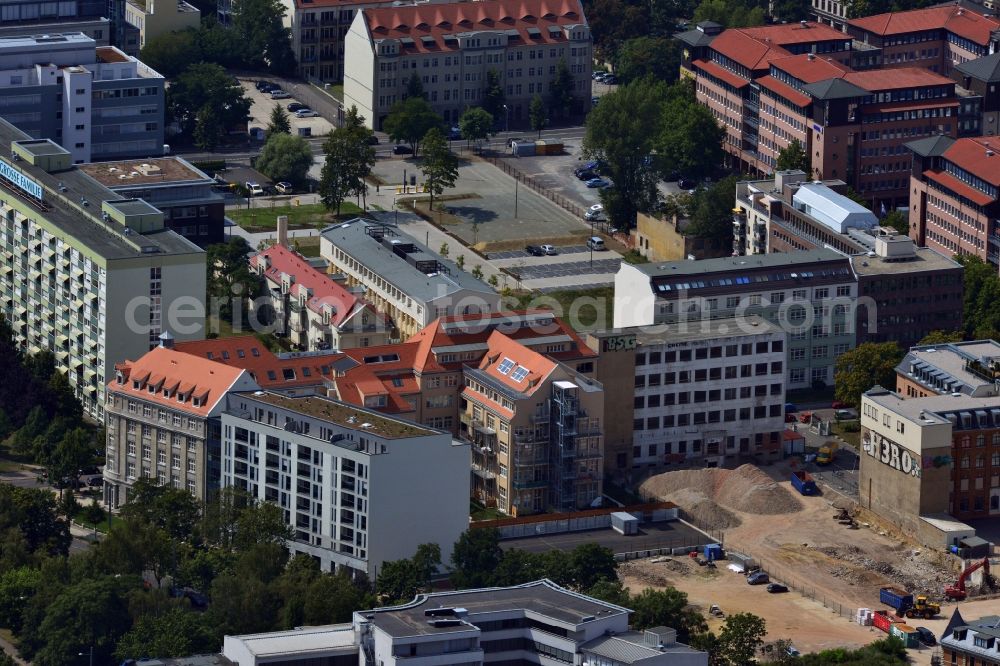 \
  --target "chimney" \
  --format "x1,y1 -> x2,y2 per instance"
158,330 -> 175,349
800,19 -> 808,27
277,215 -> 289,247
807,53 -> 815,60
